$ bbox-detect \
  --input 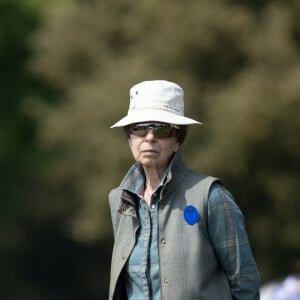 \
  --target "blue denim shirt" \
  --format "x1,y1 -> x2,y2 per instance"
116,154 -> 260,299
122,165 -> 169,300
